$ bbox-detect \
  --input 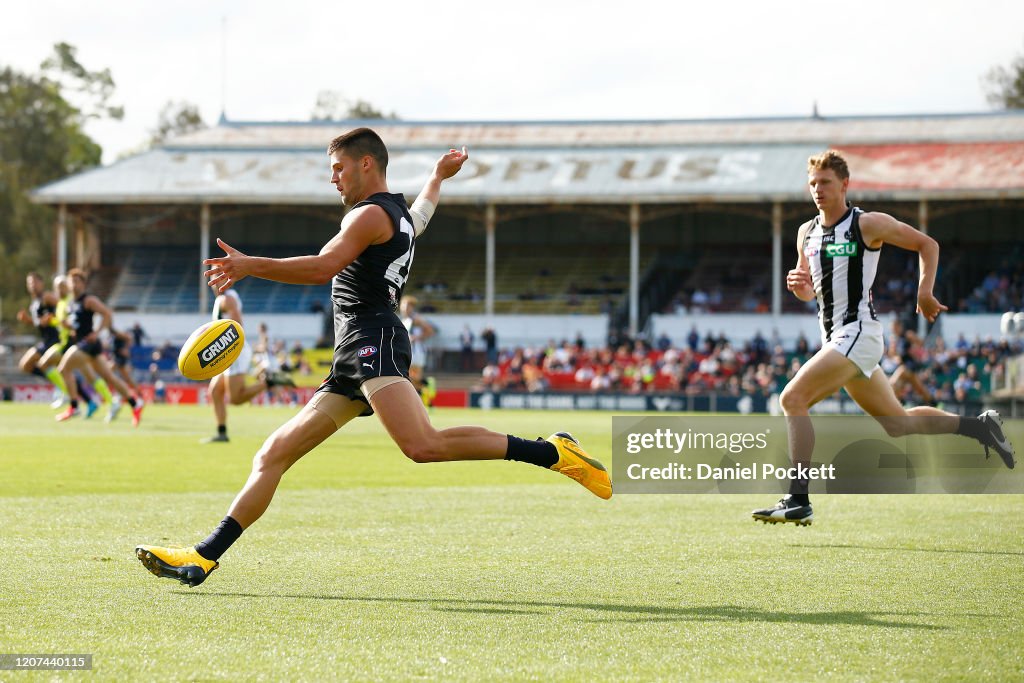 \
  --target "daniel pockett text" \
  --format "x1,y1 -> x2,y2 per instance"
612,416 -> 1021,494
